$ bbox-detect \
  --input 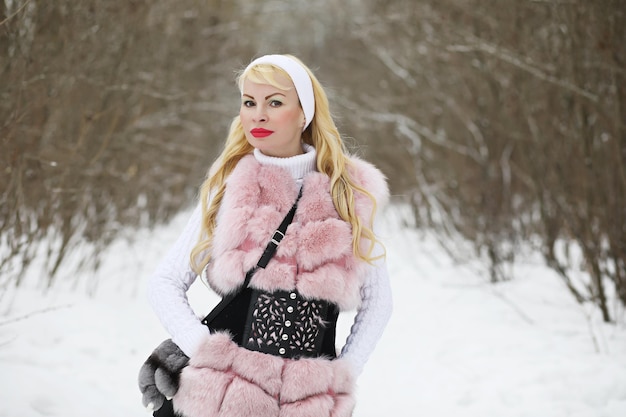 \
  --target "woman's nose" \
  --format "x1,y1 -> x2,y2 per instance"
253,106 -> 267,123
